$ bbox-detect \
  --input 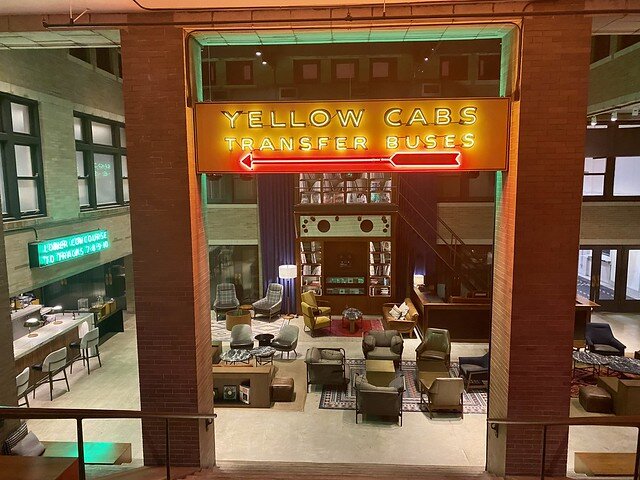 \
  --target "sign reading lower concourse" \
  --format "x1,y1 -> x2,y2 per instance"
194,98 -> 510,173
28,230 -> 110,268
